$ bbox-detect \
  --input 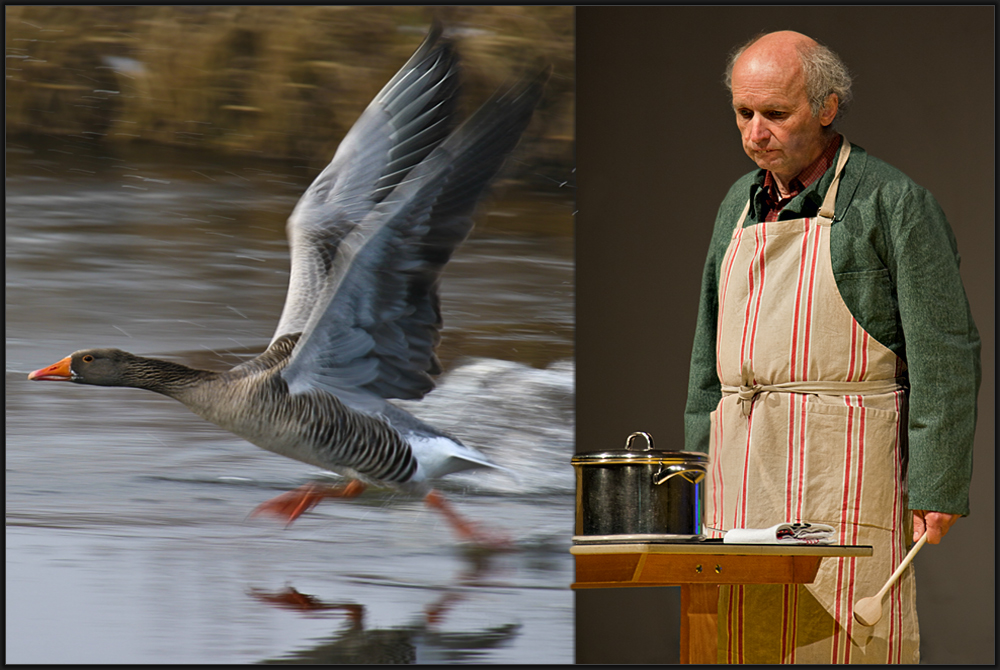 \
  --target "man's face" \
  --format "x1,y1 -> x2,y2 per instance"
731,54 -> 834,185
